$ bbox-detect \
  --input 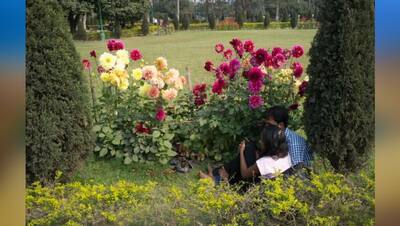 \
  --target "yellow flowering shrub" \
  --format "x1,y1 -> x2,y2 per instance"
26,170 -> 374,225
